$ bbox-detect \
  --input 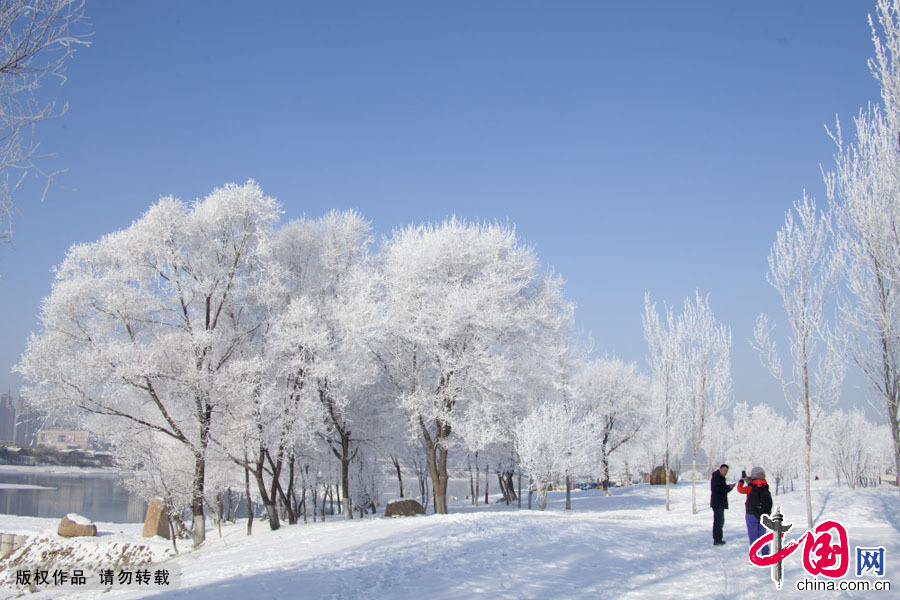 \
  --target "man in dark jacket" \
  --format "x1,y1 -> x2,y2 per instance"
710,463 -> 735,546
